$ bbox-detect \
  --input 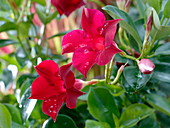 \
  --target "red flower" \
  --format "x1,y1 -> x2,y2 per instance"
62,8 -> 122,77
29,60 -> 85,121
51,0 -> 85,16
138,59 -> 155,74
